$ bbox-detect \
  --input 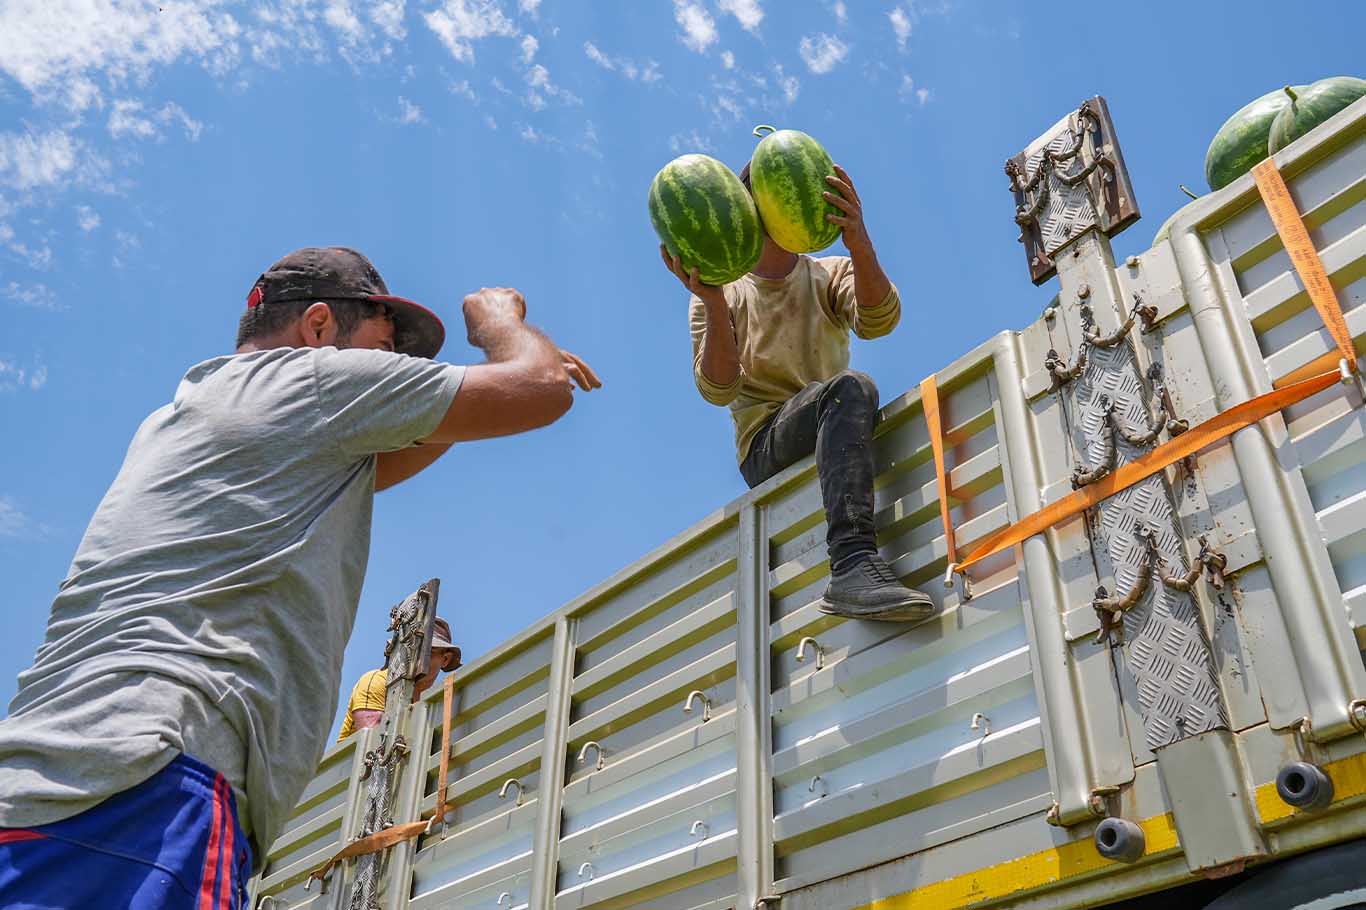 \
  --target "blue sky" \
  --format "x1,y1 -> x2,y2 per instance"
1,0 -> 1362,740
